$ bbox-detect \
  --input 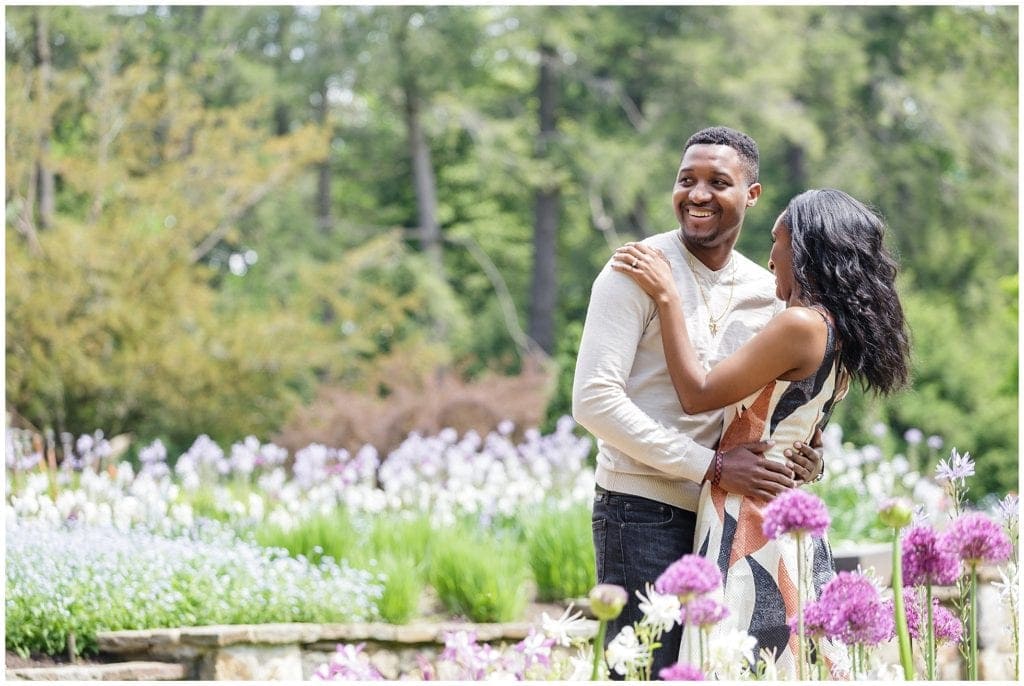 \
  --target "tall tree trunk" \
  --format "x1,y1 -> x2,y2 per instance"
785,141 -> 806,191
395,19 -> 443,274
628,197 -> 650,238
529,43 -> 560,356
314,87 -> 333,234
34,8 -> 55,229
